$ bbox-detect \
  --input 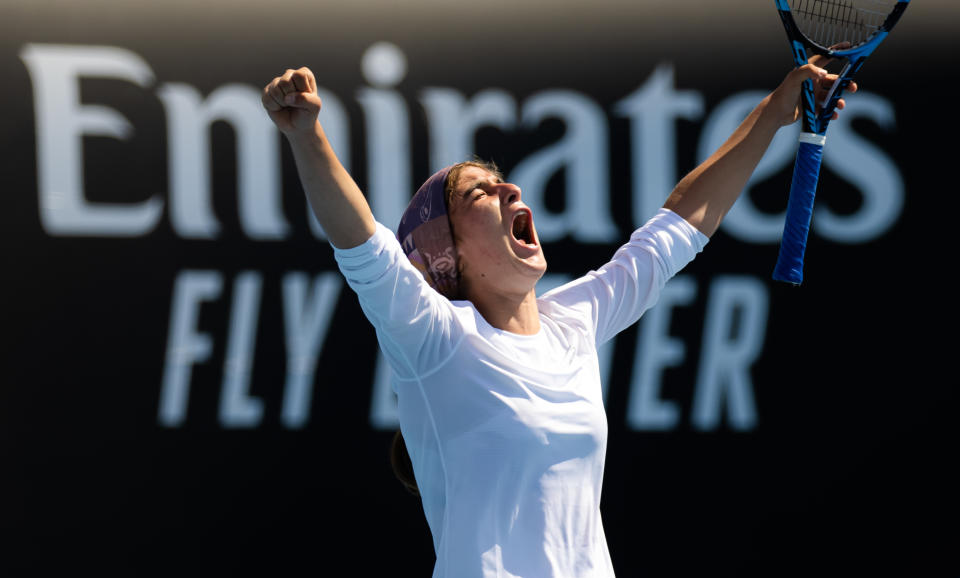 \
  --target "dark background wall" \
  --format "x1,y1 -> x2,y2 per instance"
1,1 -> 955,575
